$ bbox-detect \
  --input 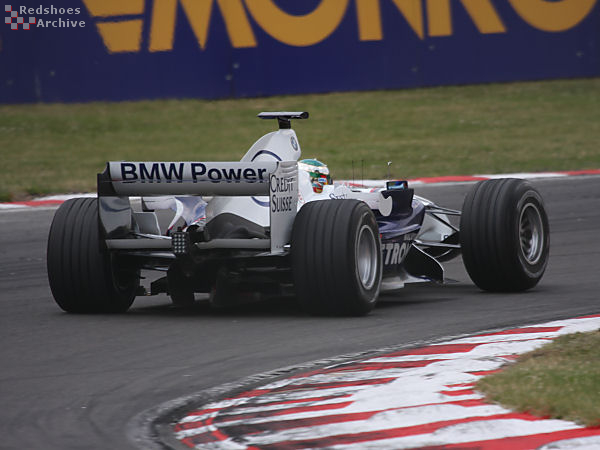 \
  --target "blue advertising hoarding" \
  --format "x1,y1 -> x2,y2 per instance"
1,0 -> 599,103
